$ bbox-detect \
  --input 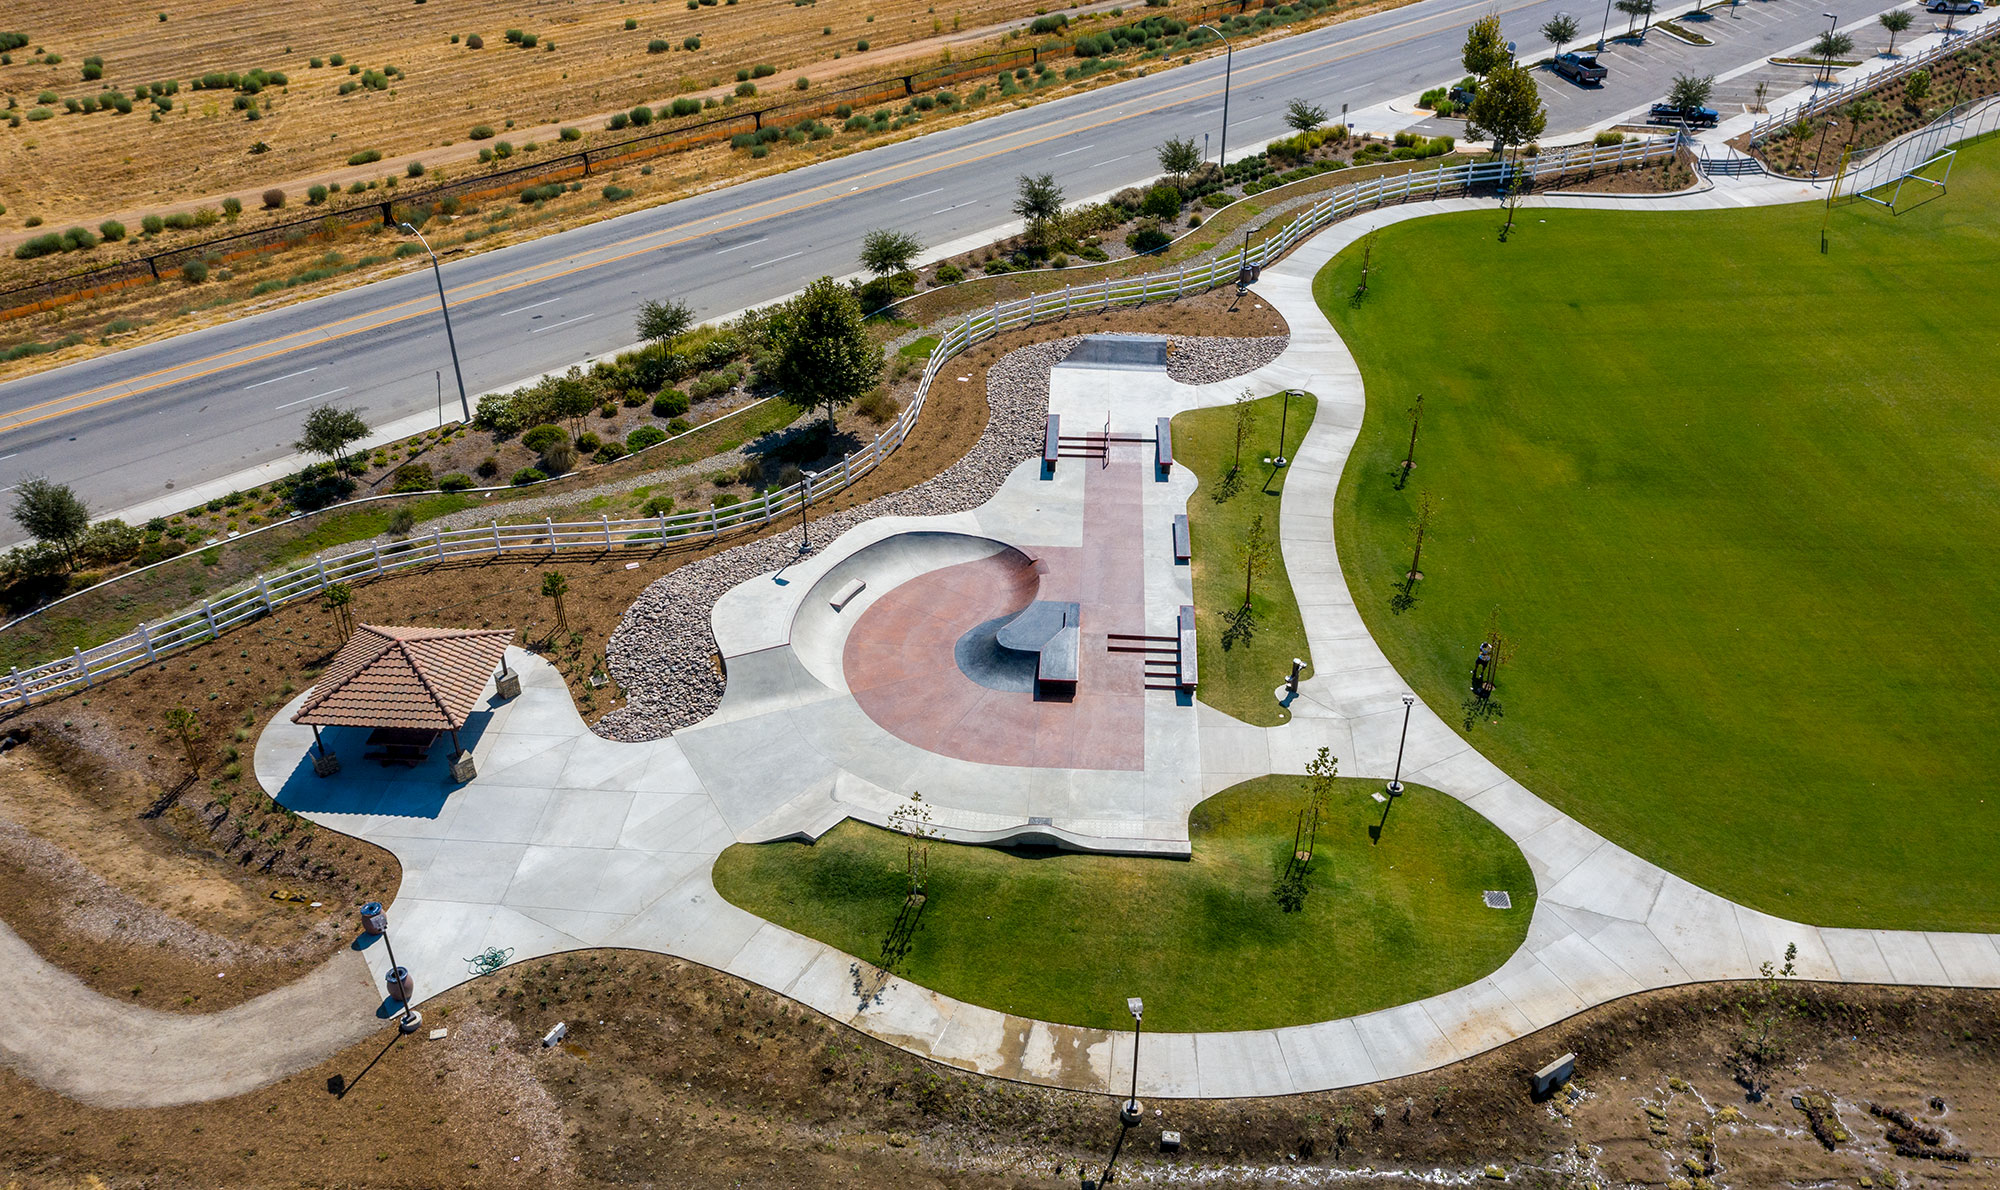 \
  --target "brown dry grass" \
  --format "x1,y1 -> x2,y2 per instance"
0,0 -> 1108,230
